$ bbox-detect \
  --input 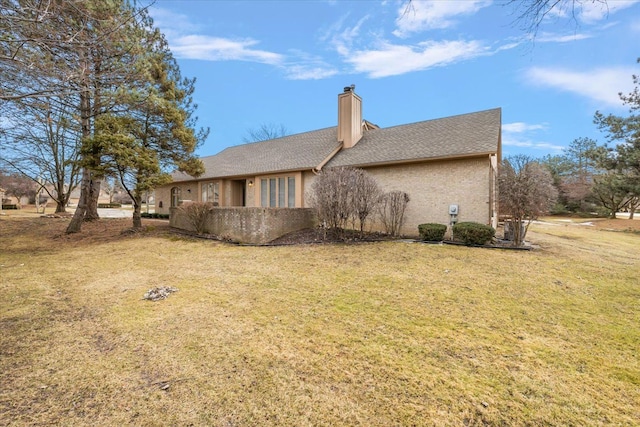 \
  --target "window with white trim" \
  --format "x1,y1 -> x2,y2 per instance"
260,176 -> 296,207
